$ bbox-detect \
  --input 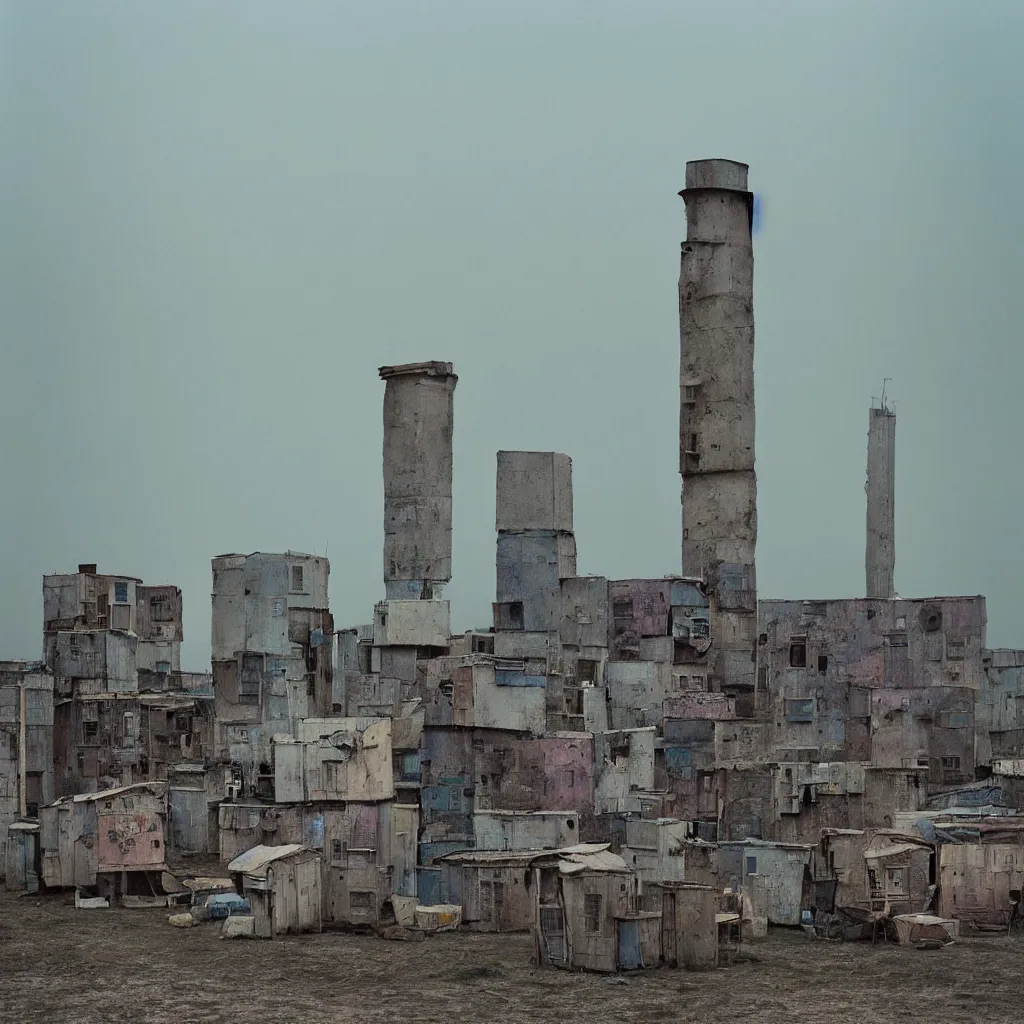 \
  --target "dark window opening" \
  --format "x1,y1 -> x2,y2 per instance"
114,582 -> 129,604
746,856 -> 757,875
495,601 -> 524,631
789,642 -> 807,668
612,600 -> 633,619
817,655 -> 828,673
291,565 -> 304,593
758,633 -> 768,646
584,893 -> 602,932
